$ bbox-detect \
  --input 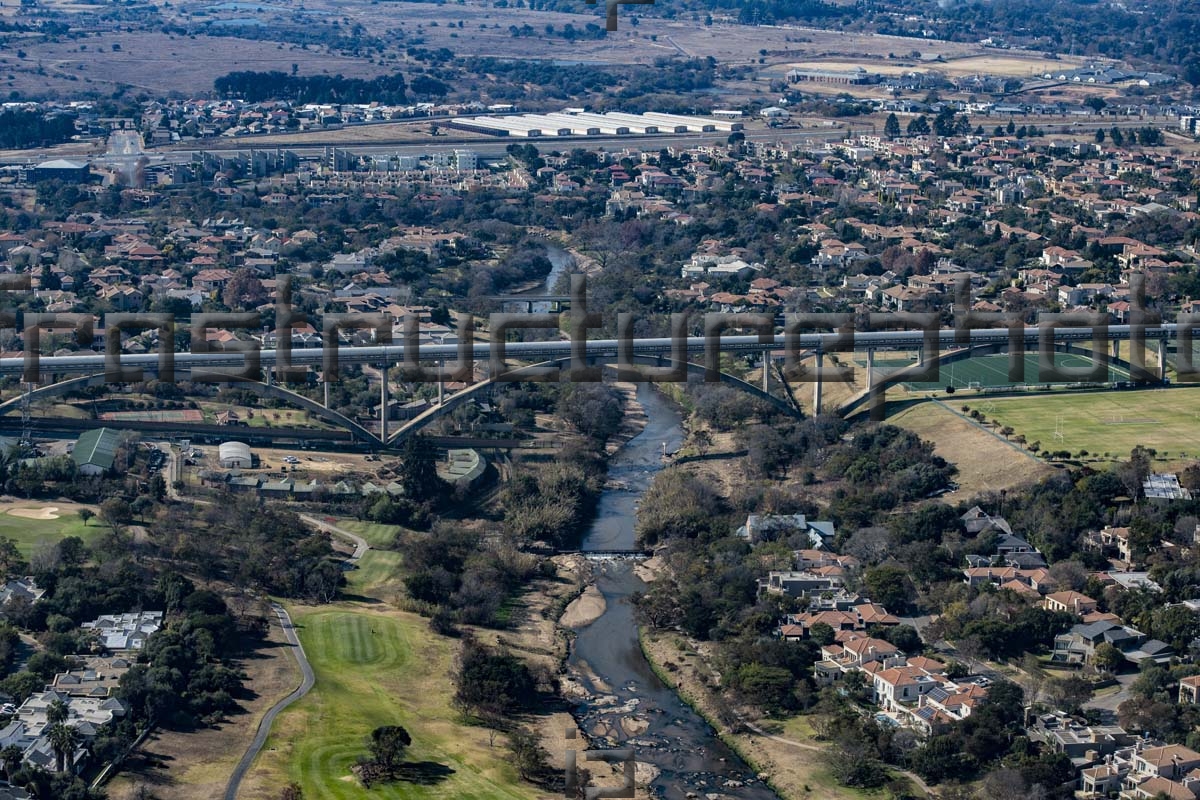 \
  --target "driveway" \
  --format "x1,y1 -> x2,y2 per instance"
1085,672 -> 1136,718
